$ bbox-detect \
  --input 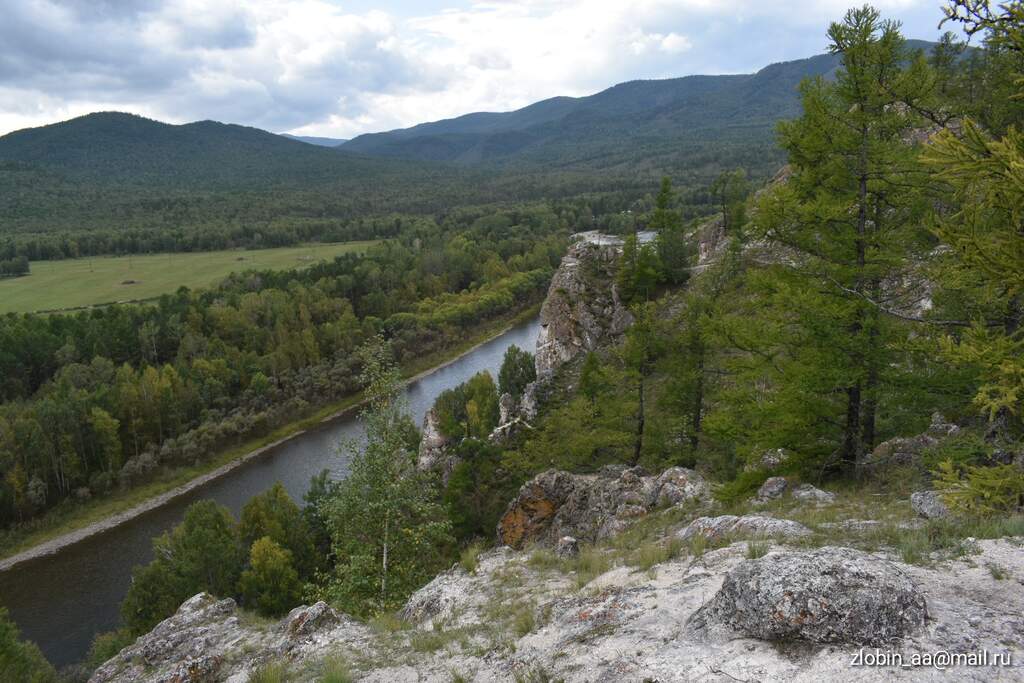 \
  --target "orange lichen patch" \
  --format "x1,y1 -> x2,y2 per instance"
498,487 -> 557,548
